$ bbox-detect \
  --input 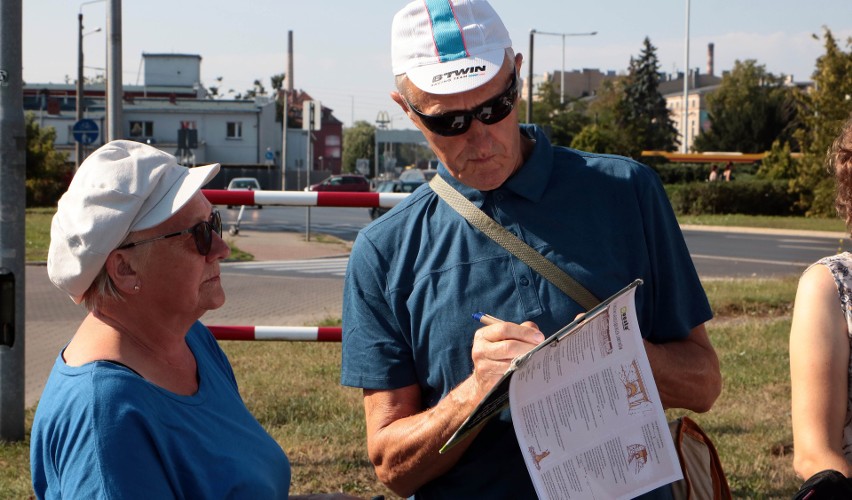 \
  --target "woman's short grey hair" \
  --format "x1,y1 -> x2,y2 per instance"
81,266 -> 124,311
81,234 -> 151,311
